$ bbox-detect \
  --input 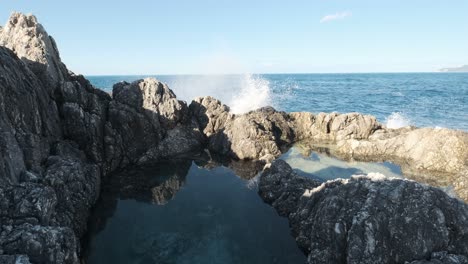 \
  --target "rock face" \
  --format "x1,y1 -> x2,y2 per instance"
107,78 -> 202,167
259,160 -> 468,264
0,13 -> 203,264
289,112 -> 381,141
0,12 -> 68,92
190,97 -> 293,160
